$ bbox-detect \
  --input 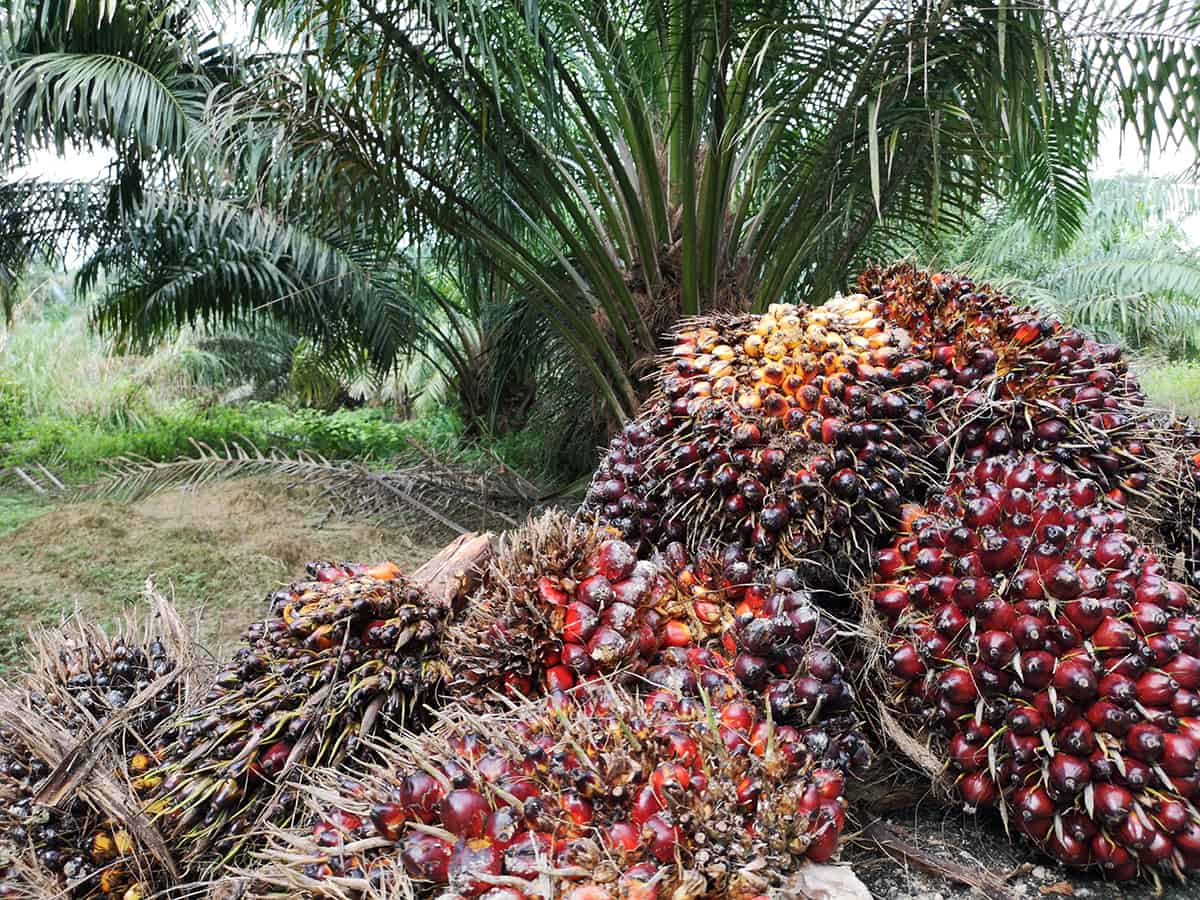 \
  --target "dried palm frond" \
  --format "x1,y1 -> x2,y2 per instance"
86,439 -> 560,534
